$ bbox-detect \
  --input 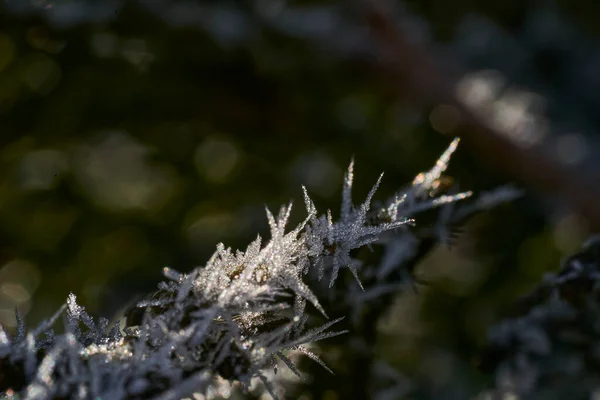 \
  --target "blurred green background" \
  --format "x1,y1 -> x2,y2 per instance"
1,0 -> 599,398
